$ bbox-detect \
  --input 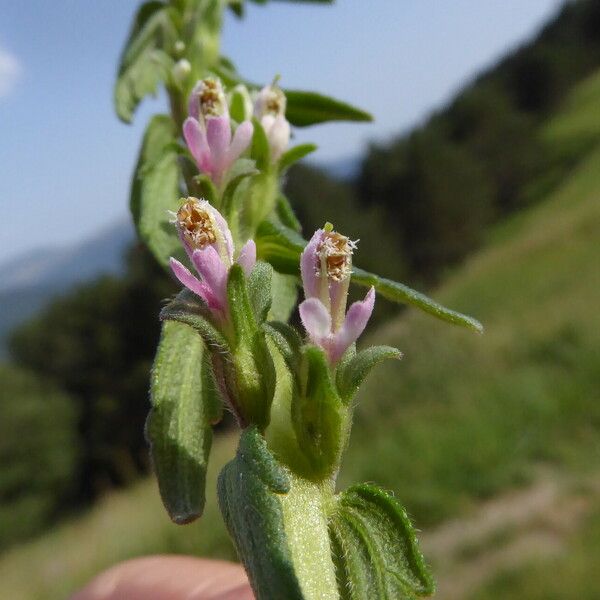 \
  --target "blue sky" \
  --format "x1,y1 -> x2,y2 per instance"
0,0 -> 563,264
